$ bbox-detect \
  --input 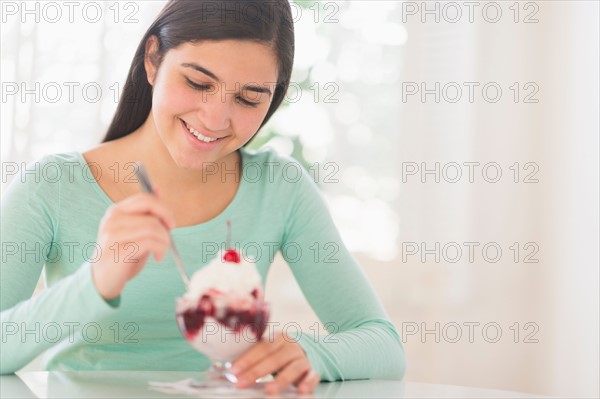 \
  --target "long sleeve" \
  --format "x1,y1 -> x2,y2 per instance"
2,148 -> 407,375
0,156 -> 118,374
280,161 -> 407,381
